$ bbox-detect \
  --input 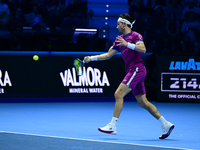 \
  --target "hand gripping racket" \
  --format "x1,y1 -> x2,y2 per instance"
73,57 -> 89,76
